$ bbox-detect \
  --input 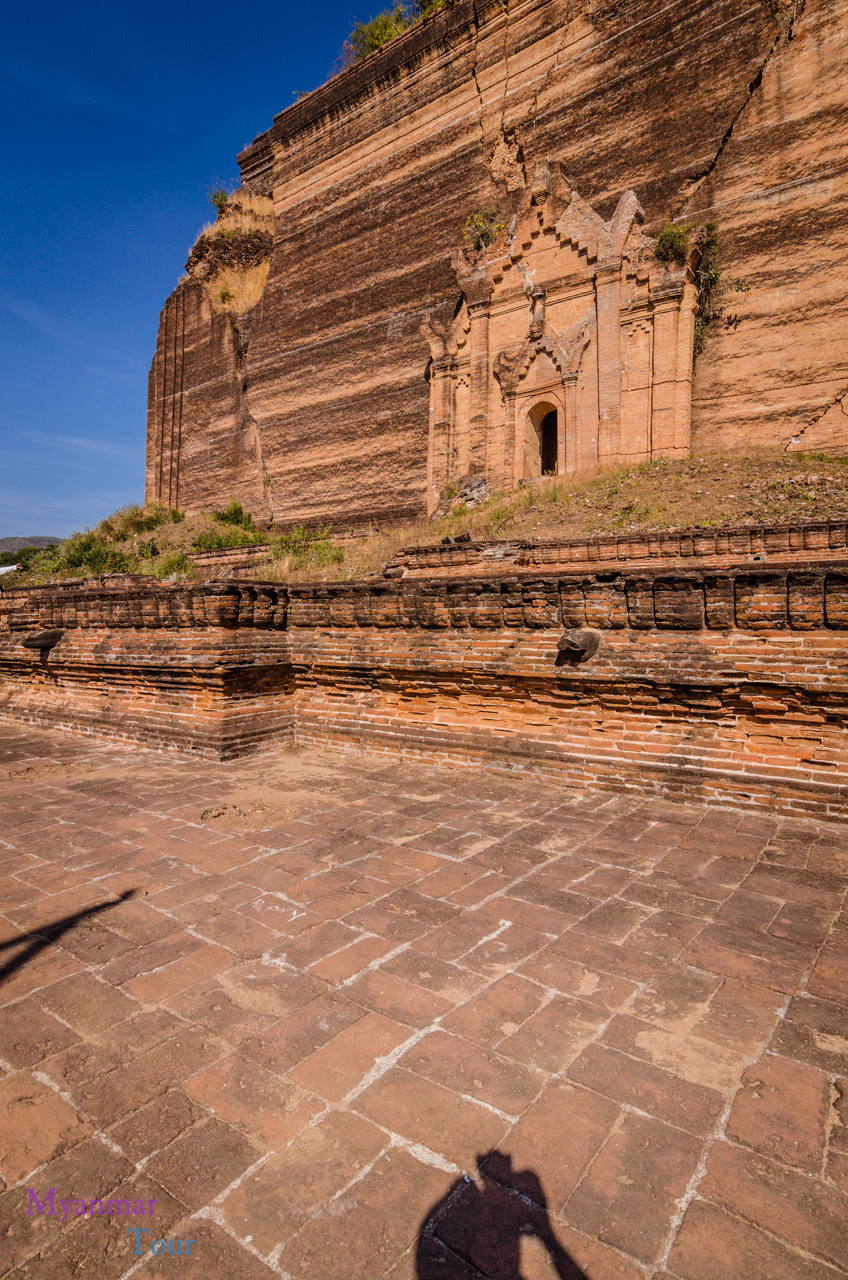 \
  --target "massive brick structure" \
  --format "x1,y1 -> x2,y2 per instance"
146,0 -> 847,527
